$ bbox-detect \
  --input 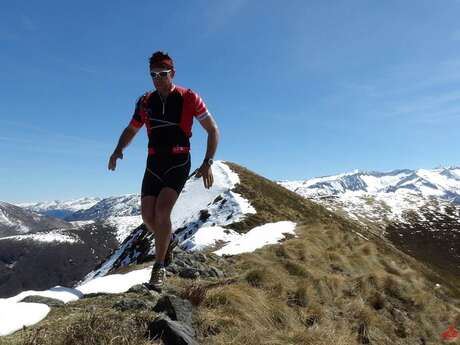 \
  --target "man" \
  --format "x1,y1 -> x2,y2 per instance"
108,51 -> 220,289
